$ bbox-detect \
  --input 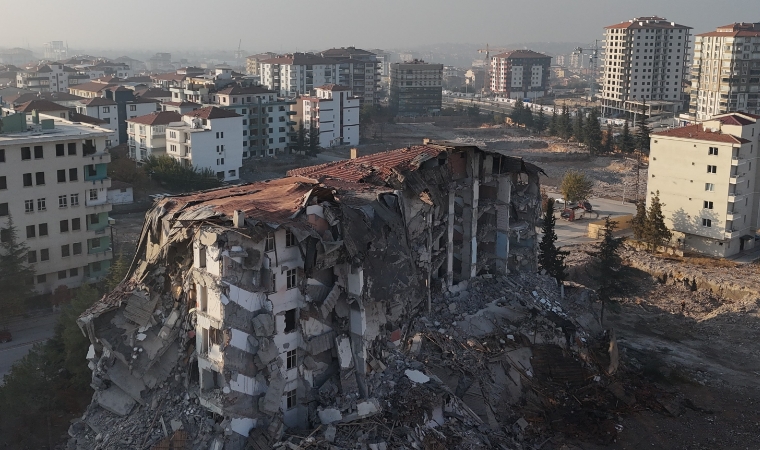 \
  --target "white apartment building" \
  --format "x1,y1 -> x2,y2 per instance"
293,85 -> 359,148
260,54 -> 338,97
211,85 -> 296,158
490,50 -> 552,99
602,16 -> 692,117
647,112 -> 760,257
687,23 -> 760,122
76,98 -> 119,146
127,111 -> 182,162
0,111 -> 113,294
16,64 -> 91,93
320,47 -> 382,105
165,107 -> 244,181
